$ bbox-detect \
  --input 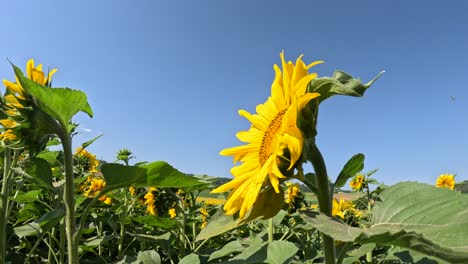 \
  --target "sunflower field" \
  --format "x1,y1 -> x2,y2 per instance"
0,54 -> 467,264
